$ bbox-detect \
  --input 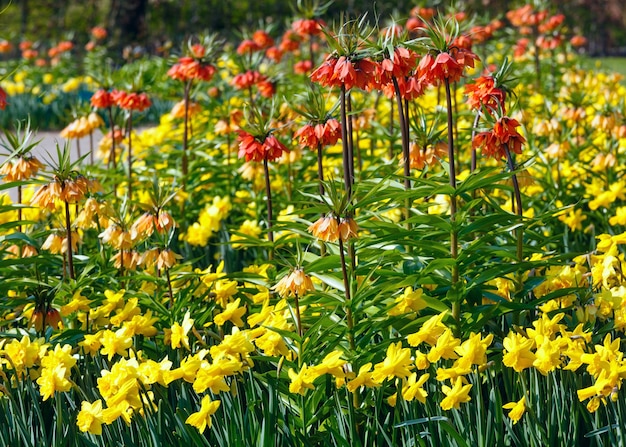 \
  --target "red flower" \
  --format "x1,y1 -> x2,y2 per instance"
22,49 -> 38,59
252,30 -> 274,49
513,38 -> 529,59
0,40 -> 12,53
0,87 -> 8,110
472,117 -> 525,159
469,26 -> 492,45
310,55 -> 377,90
294,118 -> 341,149
90,89 -> 114,109
410,6 -> 436,21
418,47 -> 478,86
292,18 -> 325,37
452,34 -> 473,51
237,131 -> 288,162
231,70 -> 265,90
570,35 -> 587,48
464,75 -> 506,112
380,75 -> 427,100
538,14 -> 565,33
58,41 -> 74,52
91,26 -> 108,40
167,56 -> 216,82
237,39 -> 261,55
189,44 -> 206,58
376,47 -> 418,87
536,35 -> 562,50
279,29 -> 302,52
257,79 -> 276,98
266,46 -> 283,62
115,91 -> 151,112
294,60 -> 313,74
